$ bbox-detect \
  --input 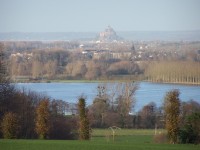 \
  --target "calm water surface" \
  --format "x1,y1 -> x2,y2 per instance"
16,82 -> 200,111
